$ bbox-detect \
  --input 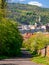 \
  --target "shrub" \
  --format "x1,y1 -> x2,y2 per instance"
0,18 -> 23,57
23,32 -> 49,54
